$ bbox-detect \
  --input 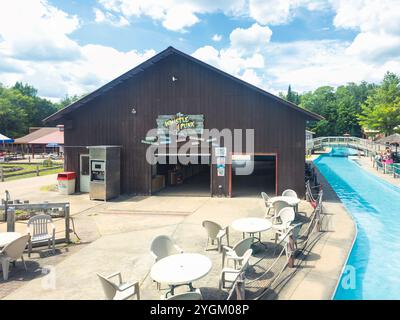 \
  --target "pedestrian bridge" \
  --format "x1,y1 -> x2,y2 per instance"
306,136 -> 387,154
